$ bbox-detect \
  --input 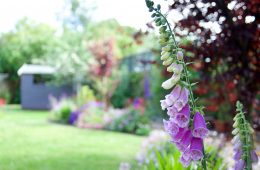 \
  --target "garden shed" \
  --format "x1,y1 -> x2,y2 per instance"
18,64 -> 74,110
